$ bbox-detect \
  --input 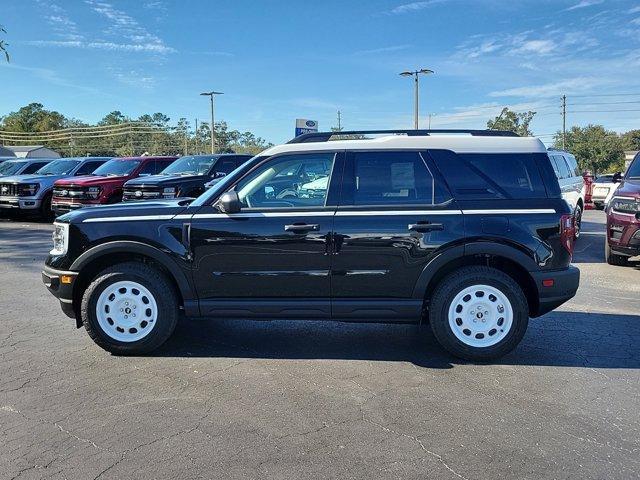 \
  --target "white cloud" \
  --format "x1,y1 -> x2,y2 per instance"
511,39 -> 556,55
23,40 -> 175,54
564,0 -> 604,11
354,45 -> 412,55
84,0 -> 173,54
389,0 -> 447,15
630,6 -> 640,14
488,77 -> 604,98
